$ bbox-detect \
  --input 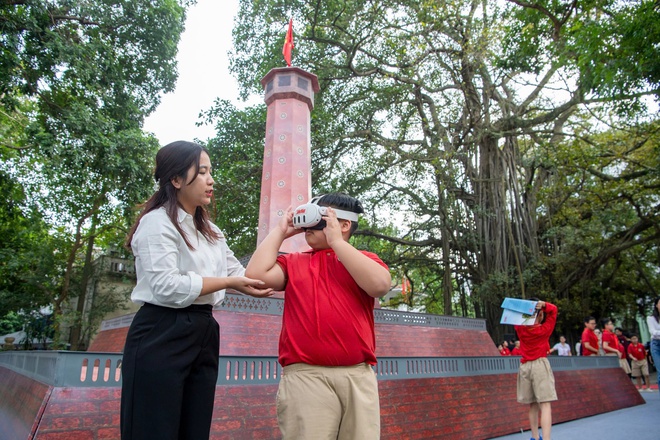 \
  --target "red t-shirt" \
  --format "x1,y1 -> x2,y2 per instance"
500,347 -> 511,356
628,342 -> 646,361
514,302 -> 558,364
276,249 -> 388,367
581,328 -> 599,356
602,330 -> 621,356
